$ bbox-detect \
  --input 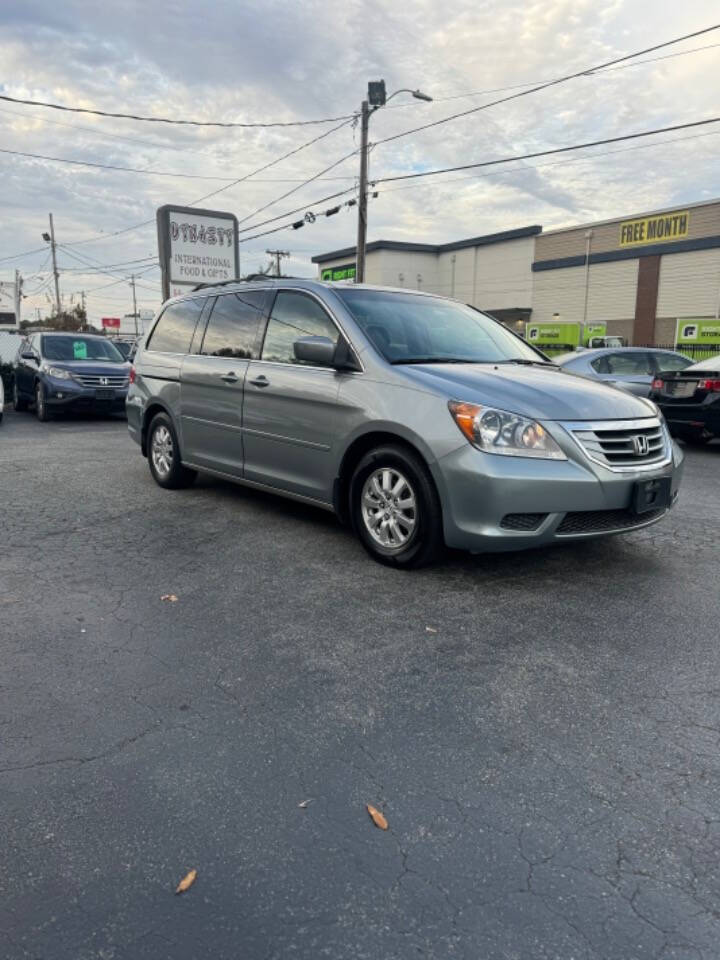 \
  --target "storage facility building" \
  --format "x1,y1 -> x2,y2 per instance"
531,198 -> 720,346
311,225 -> 541,334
